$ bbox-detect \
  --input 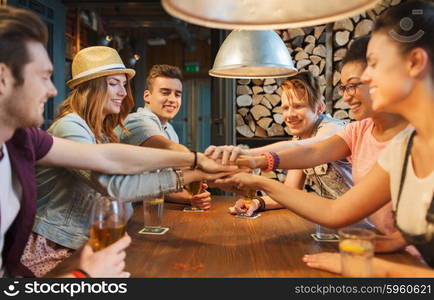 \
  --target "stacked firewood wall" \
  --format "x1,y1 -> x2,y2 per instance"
236,0 -> 403,183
